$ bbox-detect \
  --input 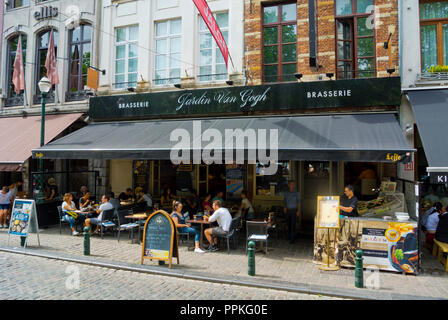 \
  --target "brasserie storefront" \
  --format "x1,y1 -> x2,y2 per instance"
32,77 -> 417,270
